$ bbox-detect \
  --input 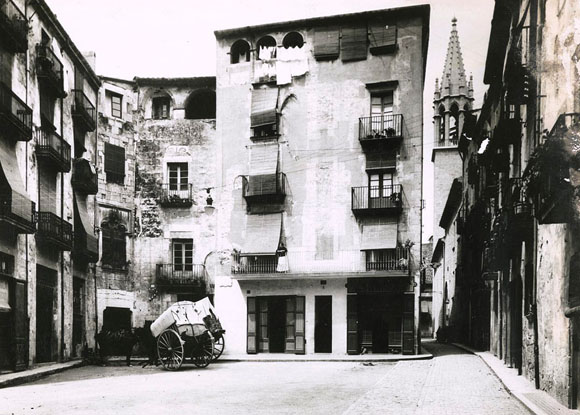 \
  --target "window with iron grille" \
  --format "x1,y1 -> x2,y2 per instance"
110,93 -> 122,118
152,96 -> 171,119
101,222 -> 126,269
104,143 -> 125,185
168,163 -> 188,191
173,240 -> 193,271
